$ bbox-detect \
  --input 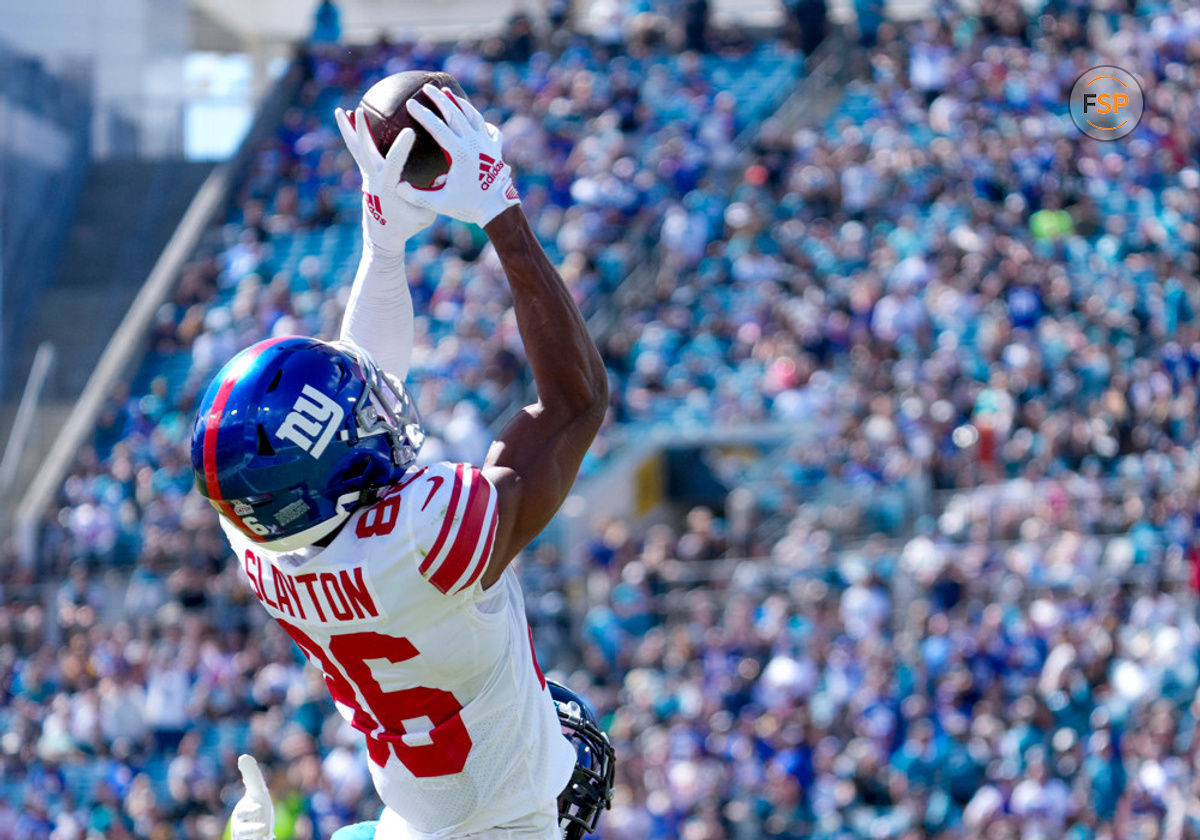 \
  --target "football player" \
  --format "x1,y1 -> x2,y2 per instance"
192,83 -> 609,839
229,680 -> 616,840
